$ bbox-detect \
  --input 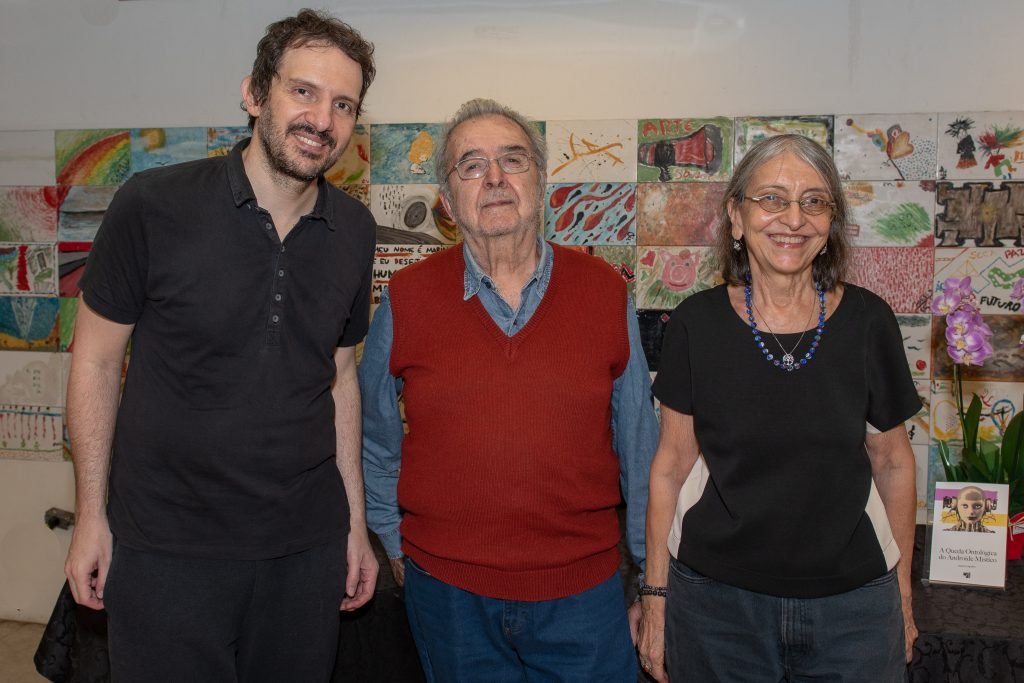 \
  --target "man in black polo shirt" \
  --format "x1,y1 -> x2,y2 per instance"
63,10 -> 378,681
